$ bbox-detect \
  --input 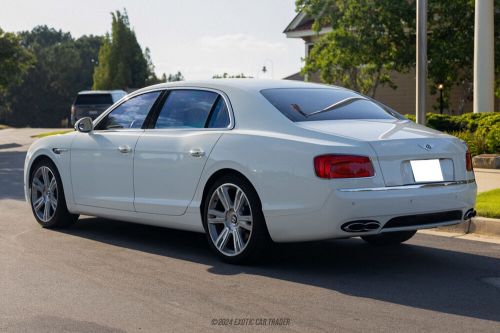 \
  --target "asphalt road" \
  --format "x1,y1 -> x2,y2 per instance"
1,129 -> 500,332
